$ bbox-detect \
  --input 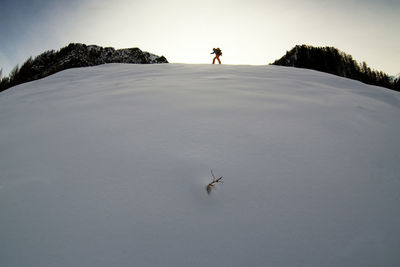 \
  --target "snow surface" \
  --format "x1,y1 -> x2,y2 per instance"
1,63 -> 400,266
